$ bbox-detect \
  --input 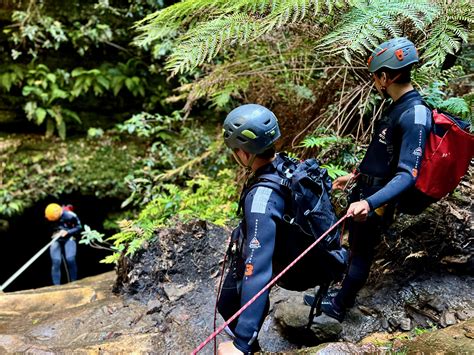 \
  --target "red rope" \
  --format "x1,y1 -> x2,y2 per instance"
191,213 -> 350,354
213,250 -> 229,355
